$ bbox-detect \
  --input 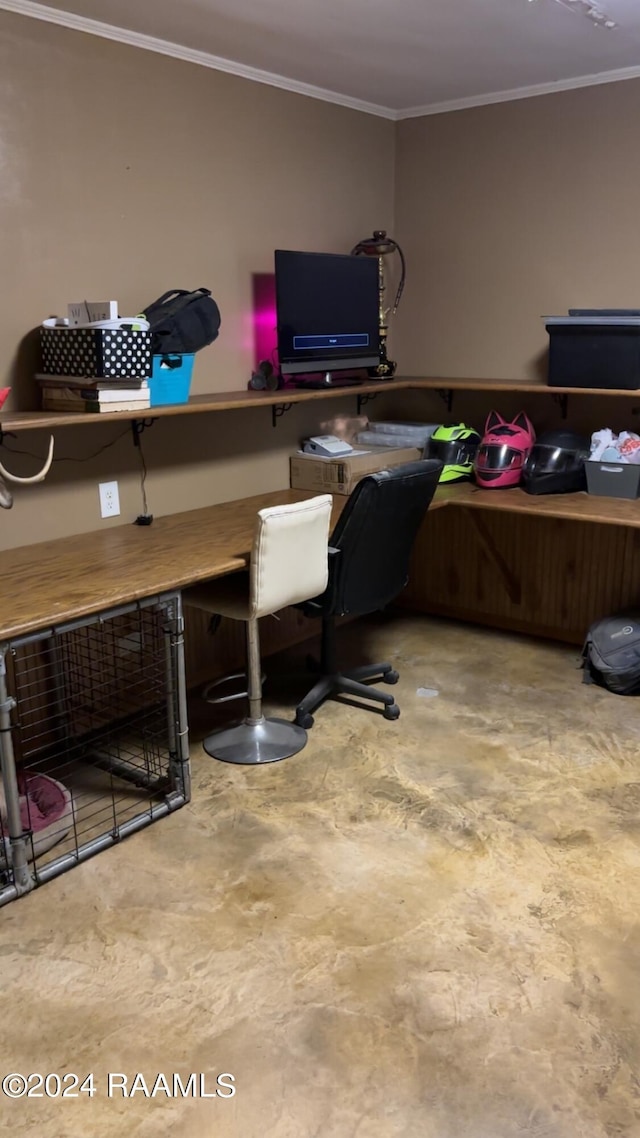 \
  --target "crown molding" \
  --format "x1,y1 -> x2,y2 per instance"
0,0 -> 397,120
2,0 -> 640,123
397,64 -> 640,119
